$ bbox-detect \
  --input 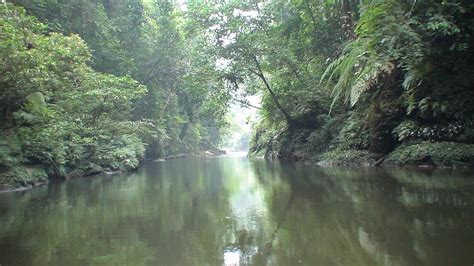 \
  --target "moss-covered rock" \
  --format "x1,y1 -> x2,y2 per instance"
315,148 -> 378,166
384,141 -> 474,167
